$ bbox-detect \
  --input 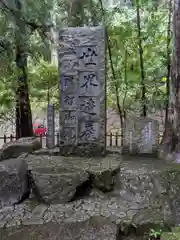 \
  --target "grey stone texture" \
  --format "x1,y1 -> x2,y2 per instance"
59,26 -> 106,156
0,137 -> 41,160
0,155 -> 180,239
123,117 -> 159,156
0,157 -> 28,207
31,166 -> 89,204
